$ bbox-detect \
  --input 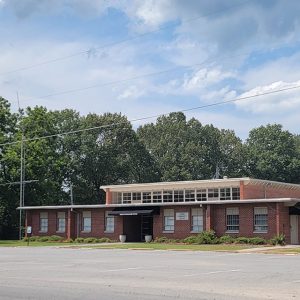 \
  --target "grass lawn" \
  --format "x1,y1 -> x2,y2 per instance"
82,242 -> 258,251
259,247 -> 300,255
0,240 -> 258,251
0,240 -> 67,247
